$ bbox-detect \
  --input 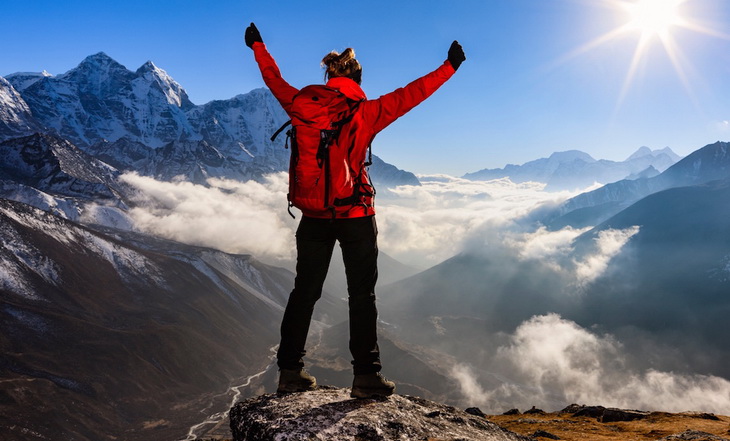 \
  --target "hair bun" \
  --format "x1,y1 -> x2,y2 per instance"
322,48 -> 362,82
